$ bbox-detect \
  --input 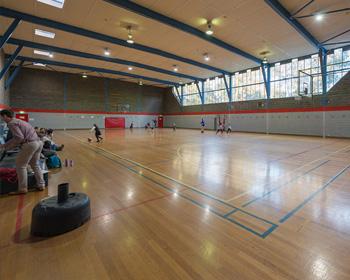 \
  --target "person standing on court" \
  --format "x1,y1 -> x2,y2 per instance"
91,124 -> 103,142
0,109 -> 45,195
